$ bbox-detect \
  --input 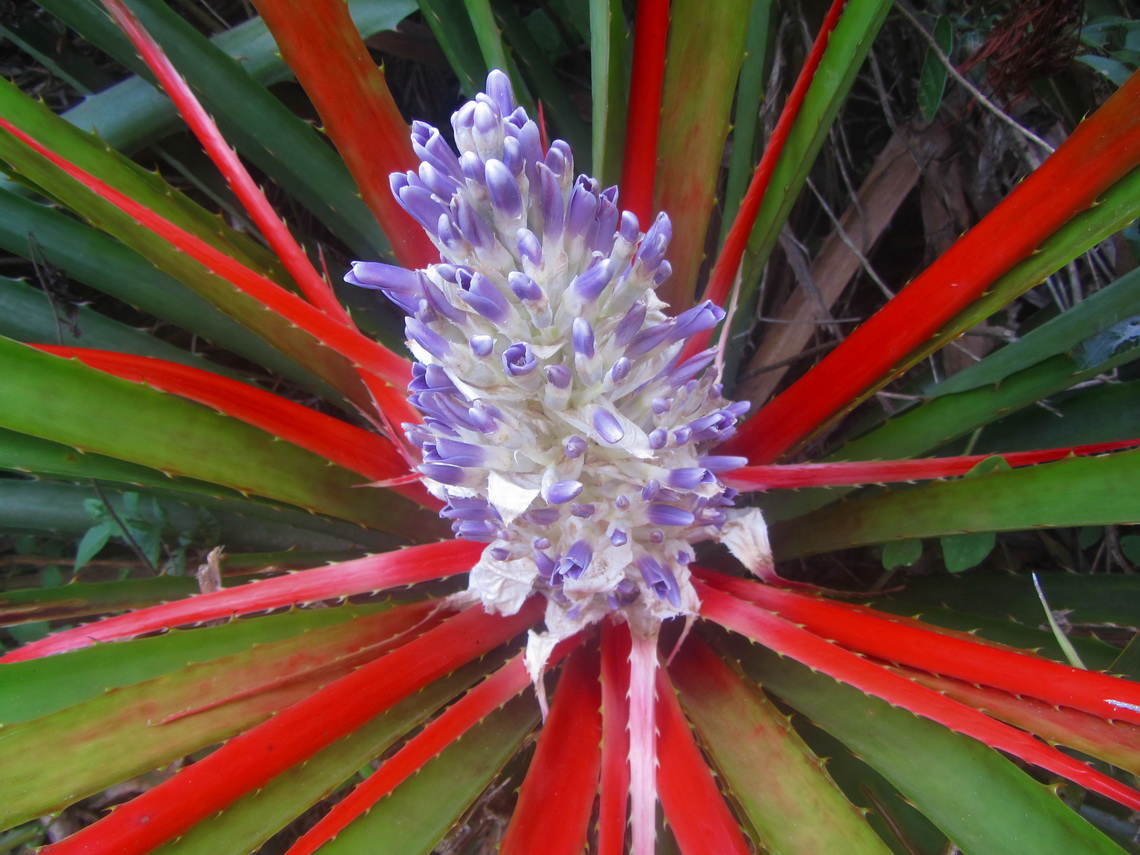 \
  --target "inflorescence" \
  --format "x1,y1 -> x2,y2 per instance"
347,71 -> 747,643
